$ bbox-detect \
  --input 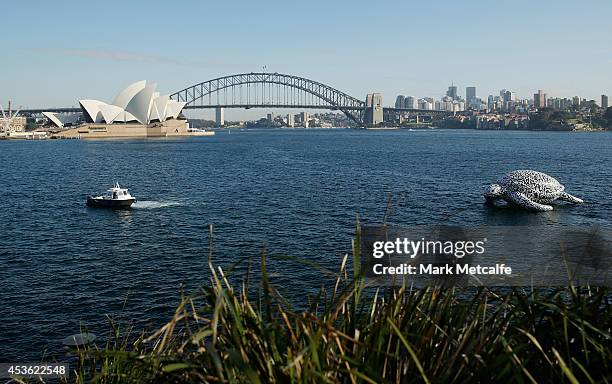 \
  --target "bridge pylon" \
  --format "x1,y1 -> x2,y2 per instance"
364,93 -> 383,126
